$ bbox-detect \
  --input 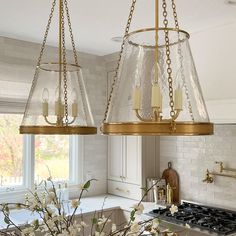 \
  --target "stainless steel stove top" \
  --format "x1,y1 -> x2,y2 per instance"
149,201 -> 236,235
